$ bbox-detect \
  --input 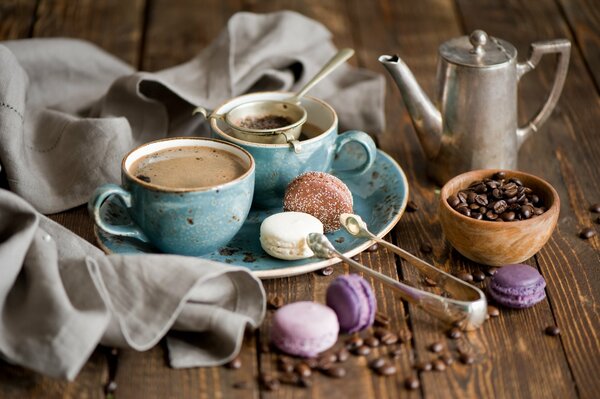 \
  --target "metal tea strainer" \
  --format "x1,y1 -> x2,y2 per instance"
307,213 -> 488,331
193,48 -> 355,153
